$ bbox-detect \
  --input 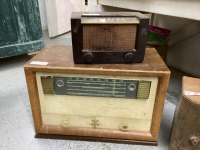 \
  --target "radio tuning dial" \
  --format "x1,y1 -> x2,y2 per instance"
84,53 -> 93,63
57,80 -> 64,87
125,53 -> 134,62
